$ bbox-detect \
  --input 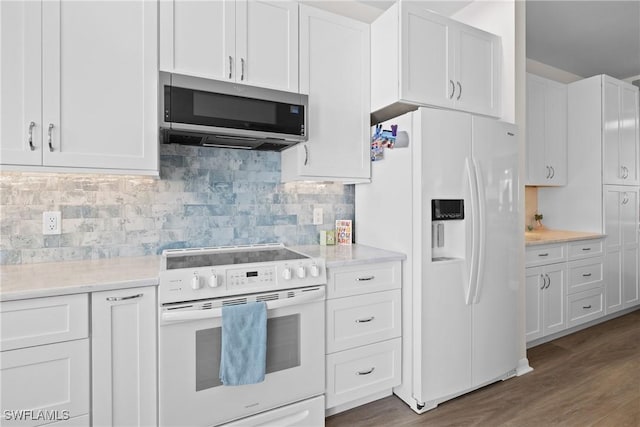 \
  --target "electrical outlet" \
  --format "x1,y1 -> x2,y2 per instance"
313,208 -> 323,225
43,211 -> 61,235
